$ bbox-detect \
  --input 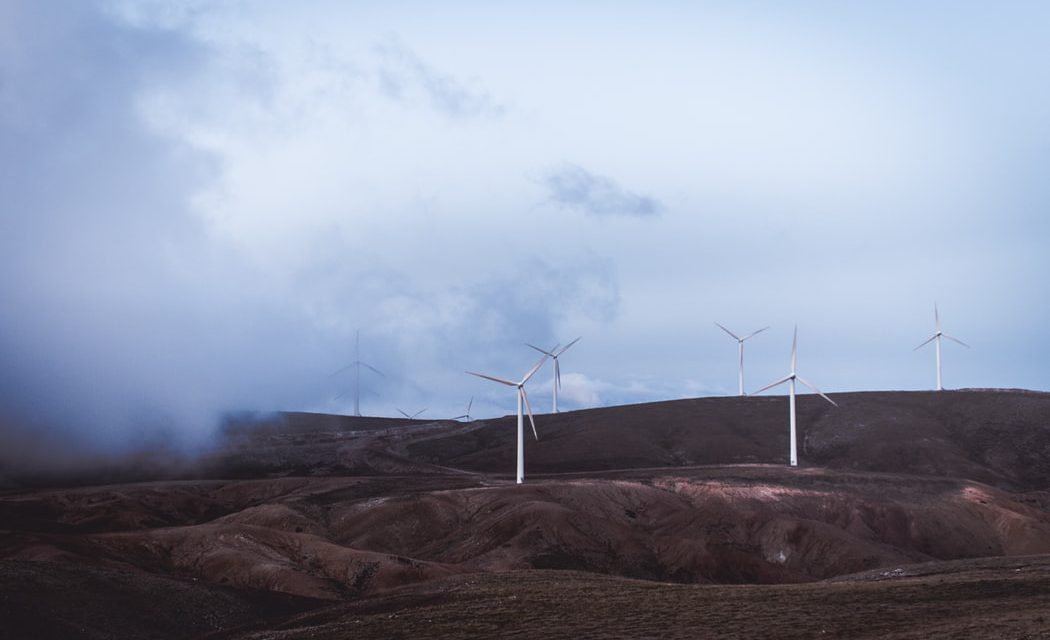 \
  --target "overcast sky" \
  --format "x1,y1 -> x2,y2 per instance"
2,1 -> 1048,460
